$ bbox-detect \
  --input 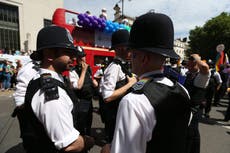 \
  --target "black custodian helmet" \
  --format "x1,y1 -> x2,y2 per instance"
129,12 -> 179,59
30,25 -> 76,61
75,46 -> 86,57
110,29 -> 129,50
